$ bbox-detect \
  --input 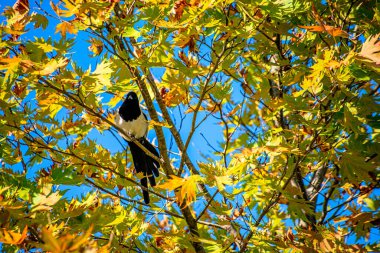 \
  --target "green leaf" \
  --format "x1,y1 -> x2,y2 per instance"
122,27 -> 141,38
32,13 -> 49,29
51,166 -> 84,185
